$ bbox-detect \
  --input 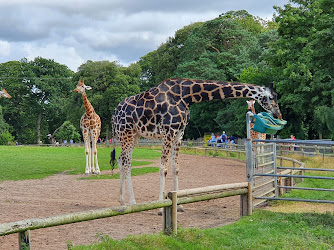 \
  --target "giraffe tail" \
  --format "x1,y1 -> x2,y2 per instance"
110,148 -> 116,174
